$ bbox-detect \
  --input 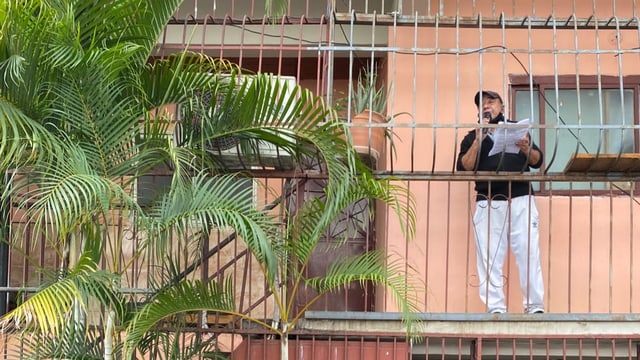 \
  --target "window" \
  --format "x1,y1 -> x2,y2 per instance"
512,75 -> 638,192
